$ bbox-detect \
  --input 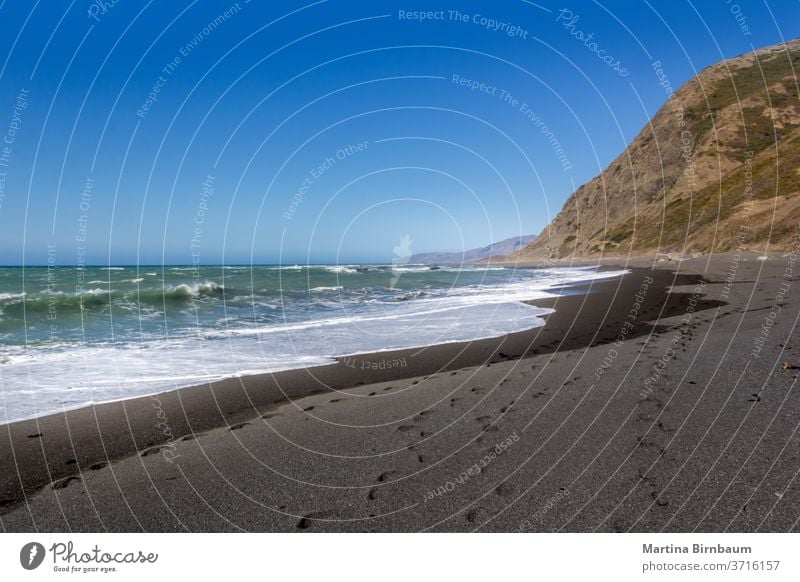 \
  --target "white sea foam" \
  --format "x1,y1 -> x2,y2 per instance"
0,292 -> 26,303
323,265 -> 358,274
